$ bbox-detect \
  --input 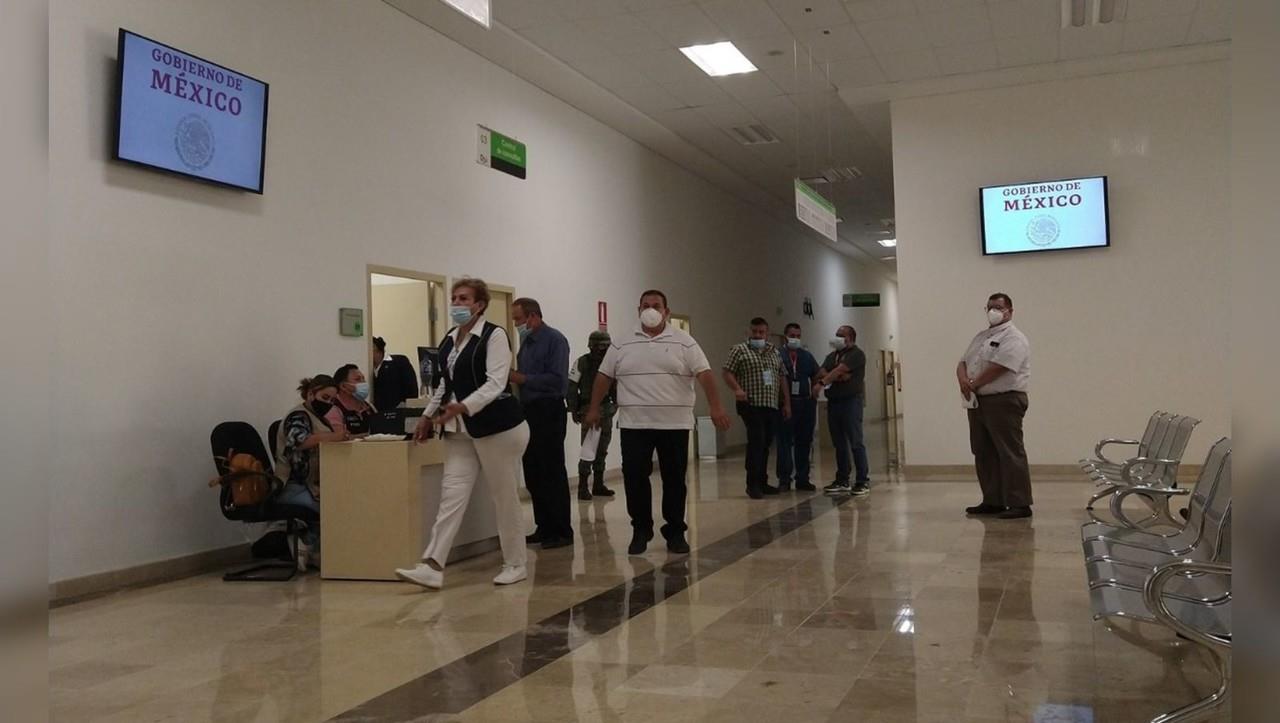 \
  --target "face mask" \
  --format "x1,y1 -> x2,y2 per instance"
450,305 -> 474,326
516,323 -> 530,341
353,382 -> 370,401
987,309 -> 1006,326
831,337 -> 847,349
639,308 -> 664,329
786,338 -> 802,350
748,338 -> 766,350
311,399 -> 333,418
